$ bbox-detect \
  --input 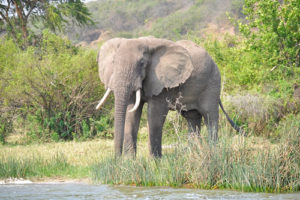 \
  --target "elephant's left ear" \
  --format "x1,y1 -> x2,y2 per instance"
142,37 -> 193,97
